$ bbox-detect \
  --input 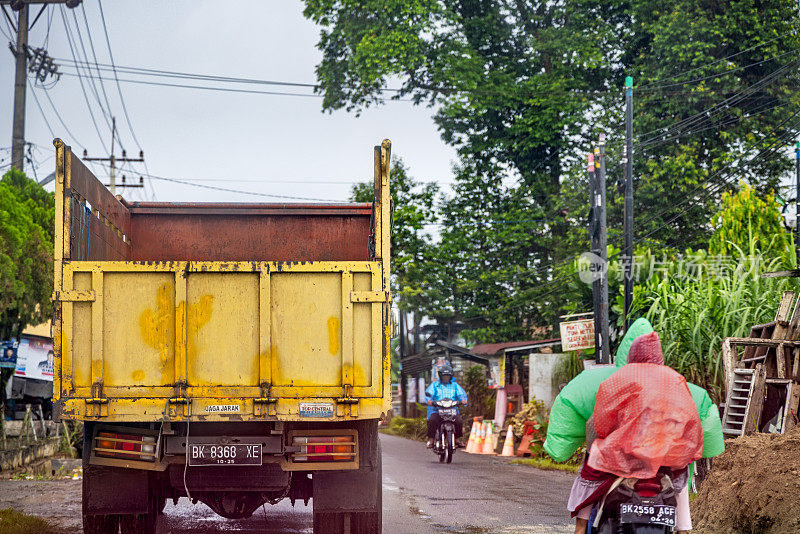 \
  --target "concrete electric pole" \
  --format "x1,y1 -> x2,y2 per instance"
84,117 -> 145,195
3,0 -> 81,171
622,76 -> 634,332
